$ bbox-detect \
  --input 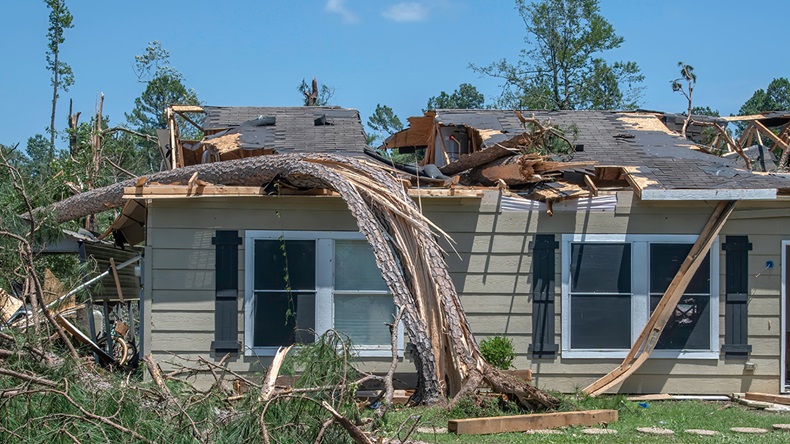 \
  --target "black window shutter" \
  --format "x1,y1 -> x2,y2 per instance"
528,234 -> 559,358
722,235 -> 752,355
211,230 -> 242,353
